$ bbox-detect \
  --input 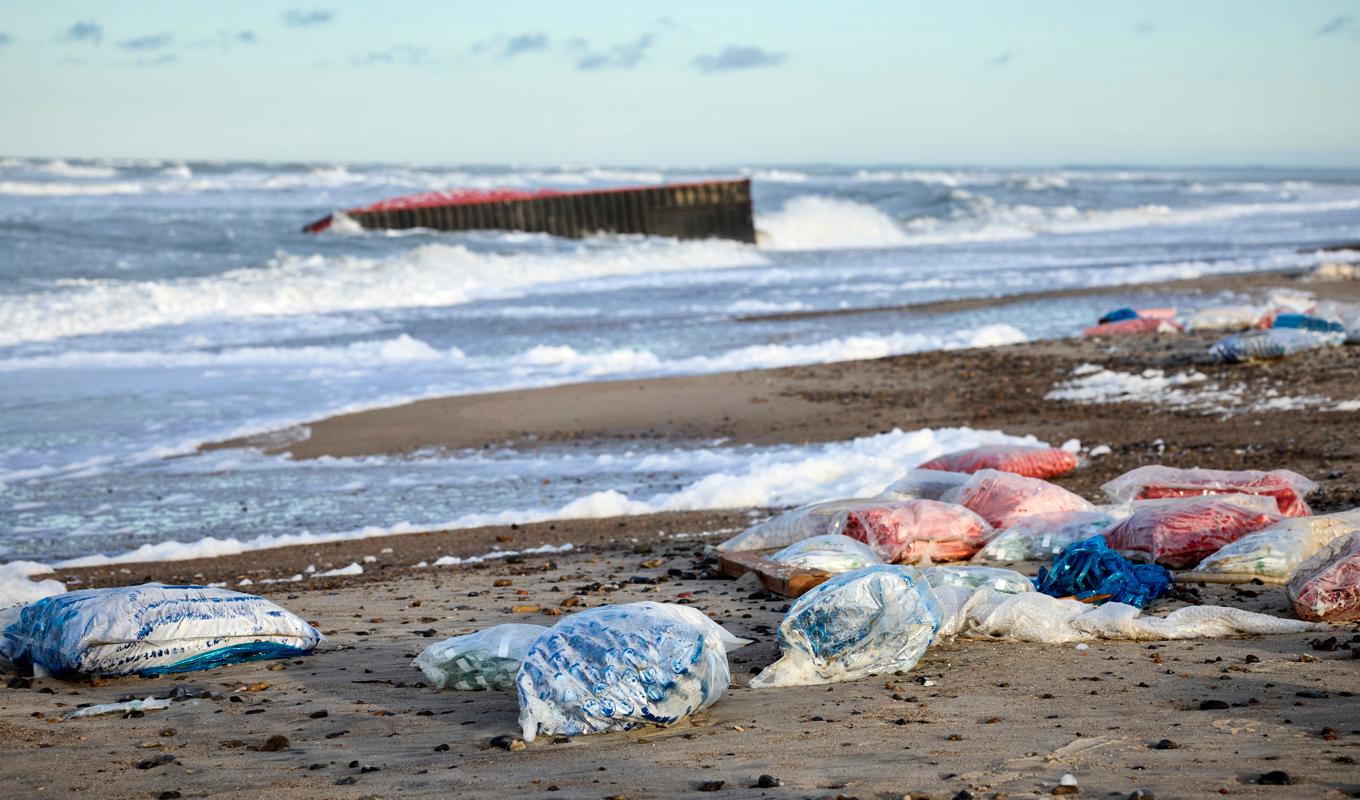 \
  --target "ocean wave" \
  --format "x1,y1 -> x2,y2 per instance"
0,180 -> 145,196
0,335 -> 457,372
758,196 -> 913,250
